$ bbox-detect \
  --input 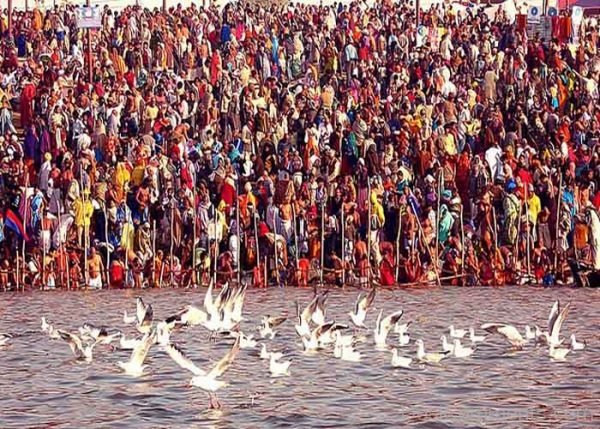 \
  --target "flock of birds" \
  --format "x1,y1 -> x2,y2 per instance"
0,284 -> 590,409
